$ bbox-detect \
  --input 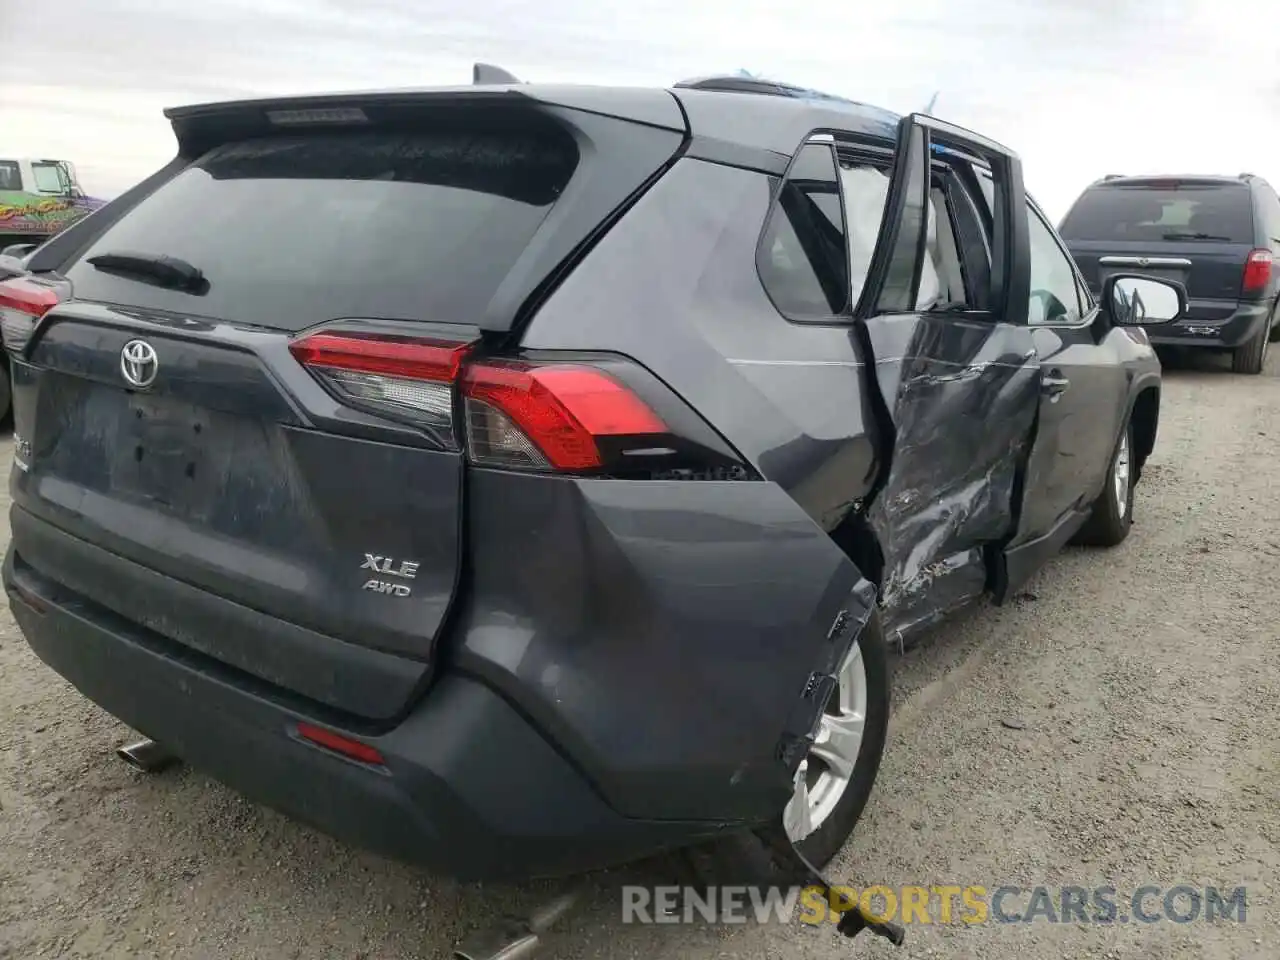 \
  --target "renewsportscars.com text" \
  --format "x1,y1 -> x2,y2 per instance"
621,884 -> 1248,926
